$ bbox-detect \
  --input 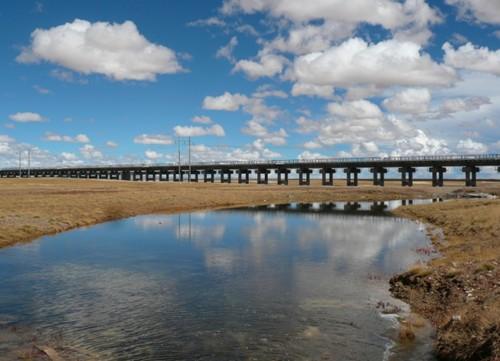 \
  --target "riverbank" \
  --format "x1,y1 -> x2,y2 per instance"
391,197 -> 500,361
1,178 -> 490,249
1,178 -> 499,360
